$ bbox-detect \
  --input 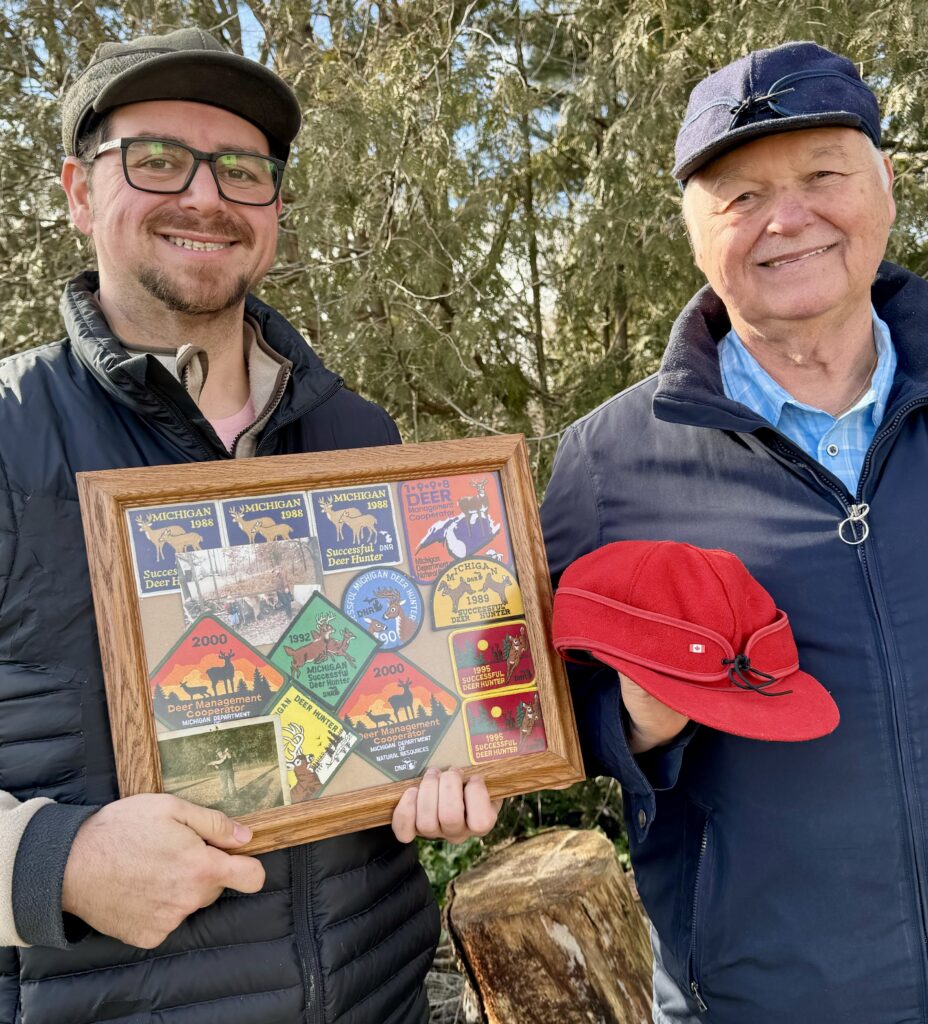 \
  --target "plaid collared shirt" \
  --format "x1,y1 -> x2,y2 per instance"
718,311 -> 896,496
